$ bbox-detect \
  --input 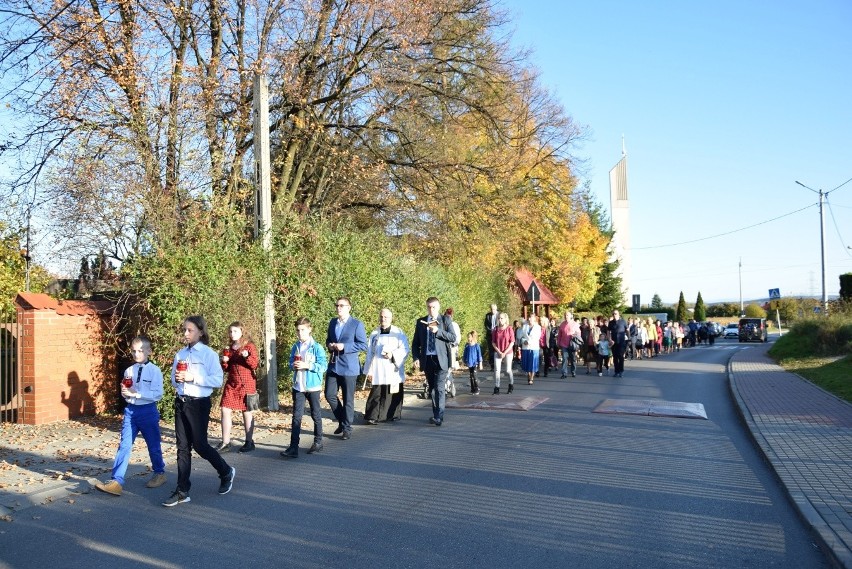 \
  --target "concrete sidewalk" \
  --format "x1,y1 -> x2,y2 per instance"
728,343 -> 852,568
